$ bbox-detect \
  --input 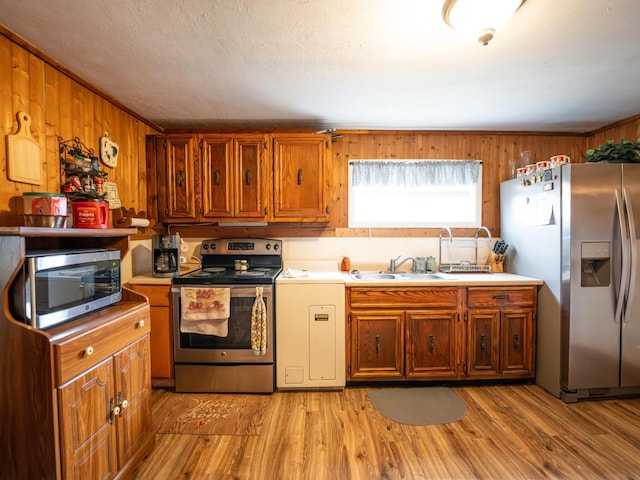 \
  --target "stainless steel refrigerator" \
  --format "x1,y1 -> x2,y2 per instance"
500,163 -> 640,402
